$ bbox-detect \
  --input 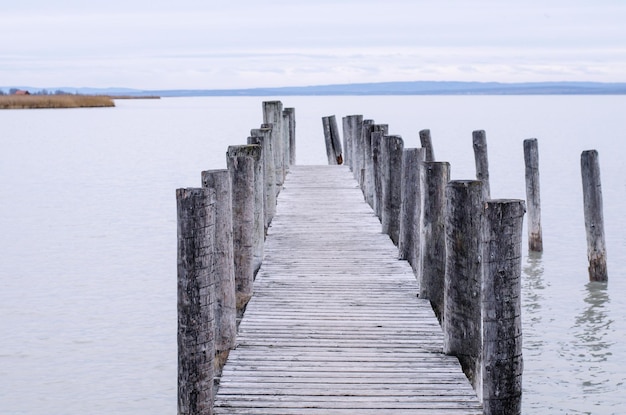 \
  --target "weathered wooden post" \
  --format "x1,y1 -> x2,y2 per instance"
482,199 -> 525,415
263,101 -> 285,188
524,138 -> 543,252
581,150 -> 608,282
250,126 -> 276,233
283,107 -> 296,166
473,130 -> 491,200
201,170 -> 237,364
419,129 -> 435,162
344,115 -> 363,177
245,143 -> 264,274
177,187 -> 216,415
381,134 -> 404,246
322,115 -> 343,165
371,131 -> 384,219
399,147 -> 425,272
342,116 -> 352,169
444,180 -> 484,398
420,161 -> 450,323
360,120 -> 375,193
226,145 -> 258,310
